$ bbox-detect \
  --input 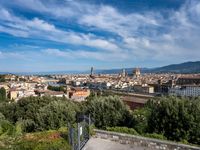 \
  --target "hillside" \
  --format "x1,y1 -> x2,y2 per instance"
96,61 -> 200,74
149,61 -> 200,73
